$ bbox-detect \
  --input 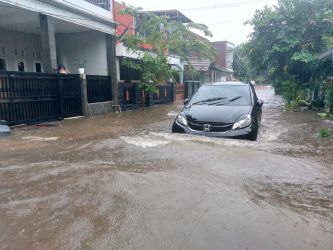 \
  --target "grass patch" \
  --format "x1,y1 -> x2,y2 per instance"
317,113 -> 333,119
319,128 -> 331,138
